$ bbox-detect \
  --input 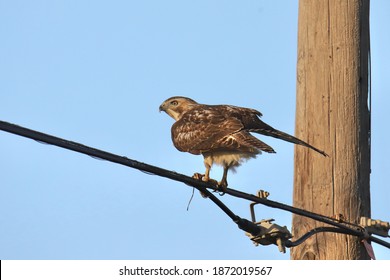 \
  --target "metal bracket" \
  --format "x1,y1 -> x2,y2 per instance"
245,190 -> 292,253
360,217 -> 390,237
249,190 -> 270,222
